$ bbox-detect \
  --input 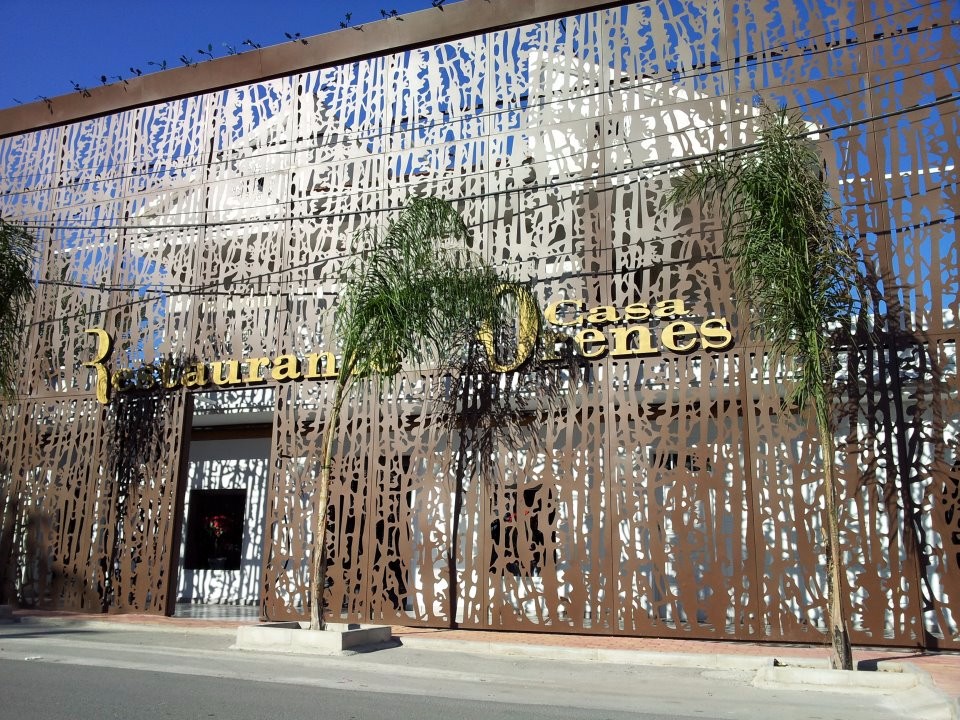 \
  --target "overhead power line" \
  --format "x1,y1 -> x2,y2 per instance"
9,58 -> 956,238
0,0 -> 954,195
11,88 -> 958,241
32,175 -> 957,300
19,93 -> 960,331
